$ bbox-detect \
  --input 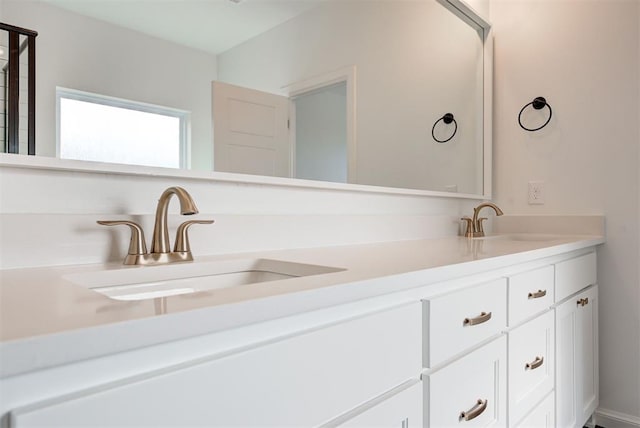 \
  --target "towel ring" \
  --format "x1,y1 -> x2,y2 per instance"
432,113 -> 457,143
518,97 -> 552,131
